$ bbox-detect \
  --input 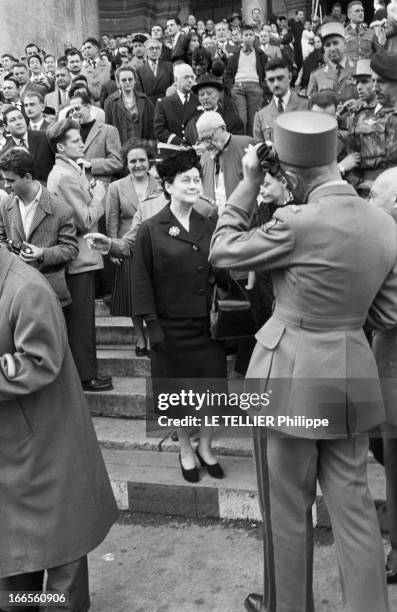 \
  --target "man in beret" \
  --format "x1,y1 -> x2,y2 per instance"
308,22 -> 358,103
344,0 -> 380,61
210,111 -> 397,612
184,74 -> 244,145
